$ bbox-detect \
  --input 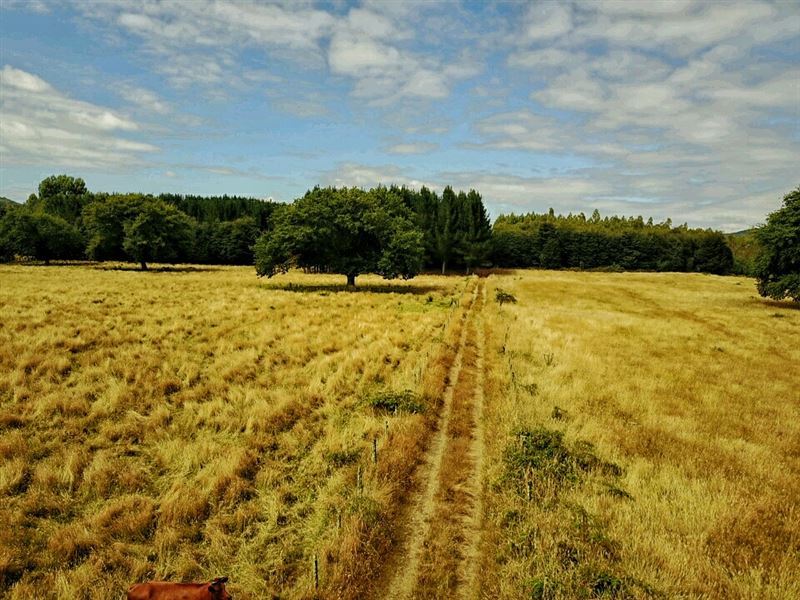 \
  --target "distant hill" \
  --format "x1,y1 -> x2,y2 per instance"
728,228 -> 757,237
725,229 -> 761,275
0,196 -> 21,217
